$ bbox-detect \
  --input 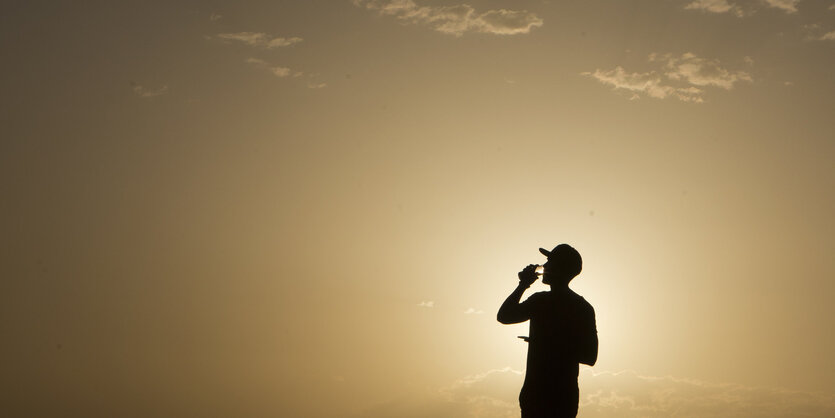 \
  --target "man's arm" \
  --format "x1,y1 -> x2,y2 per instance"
577,304 -> 598,366
497,264 -> 538,324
